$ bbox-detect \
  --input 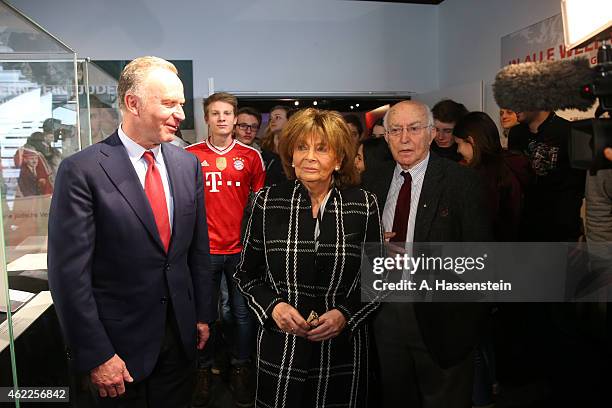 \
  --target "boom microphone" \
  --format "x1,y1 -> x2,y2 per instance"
493,58 -> 596,112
